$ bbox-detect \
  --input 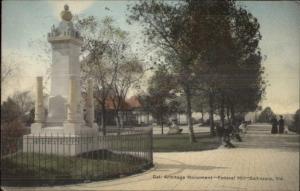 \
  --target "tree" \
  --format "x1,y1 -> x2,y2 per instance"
257,107 -> 276,123
77,16 -> 128,133
77,16 -> 146,131
140,65 -> 178,134
11,91 -> 35,126
128,0 -> 265,140
1,53 -> 20,86
1,98 -> 22,123
128,0 -> 200,142
292,109 -> 300,134
111,57 -> 144,128
223,6 -> 265,125
1,98 -> 27,137
128,0 -> 236,139
1,53 -> 21,102
190,1 -> 265,129
11,91 -> 34,122
191,92 -> 209,123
